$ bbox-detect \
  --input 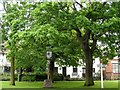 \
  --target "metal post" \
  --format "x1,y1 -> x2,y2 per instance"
18,67 -> 22,81
101,63 -> 104,88
44,50 -> 53,88
47,60 -> 50,80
